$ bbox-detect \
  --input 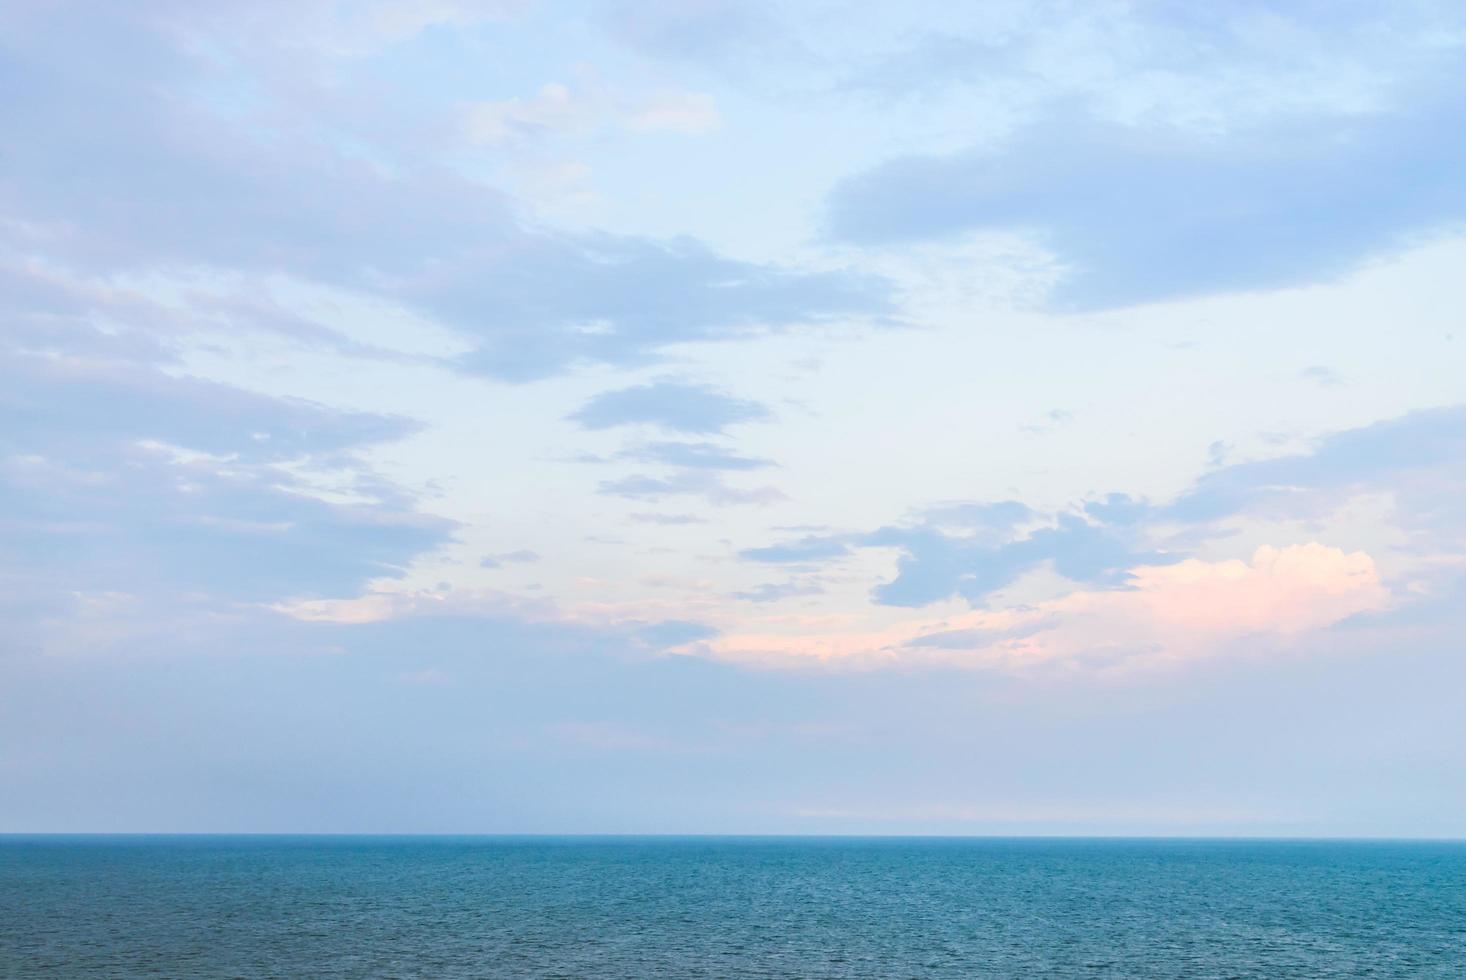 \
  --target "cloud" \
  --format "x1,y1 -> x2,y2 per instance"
837,2 -> 1462,114
730,580 -> 825,603
2,349 -> 417,464
1082,493 -> 1152,528
741,507 -> 1166,607
869,514 -> 1169,607
569,381 -> 770,433
1300,365 -> 1344,387
480,549 -> 540,569
920,500 -> 1035,534
739,534 -> 853,564
274,585 -> 718,667
1,444 -> 451,606
4,2 -> 889,382
578,431 -> 780,507
736,405 -> 1466,612
827,86 -> 1466,307
1166,405 -> 1466,533
598,471 -> 785,507
907,617 -> 1059,649
275,586 -> 545,627
0,311 -> 452,611
1090,543 -> 1389,644
718,404 -> 1466,676
713,543 -> 1390,670
628,512 -> 707,525
633,619 -> 719,648
619,441 -> 773,470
